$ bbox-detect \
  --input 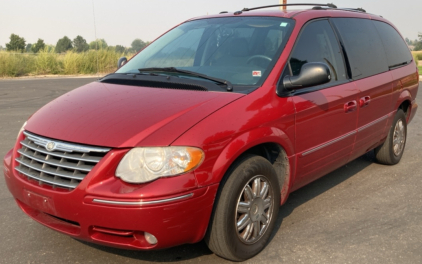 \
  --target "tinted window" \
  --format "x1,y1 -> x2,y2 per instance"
289,20 -> 347,83
373,20 -> 413,68
333,18 -> 388,80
